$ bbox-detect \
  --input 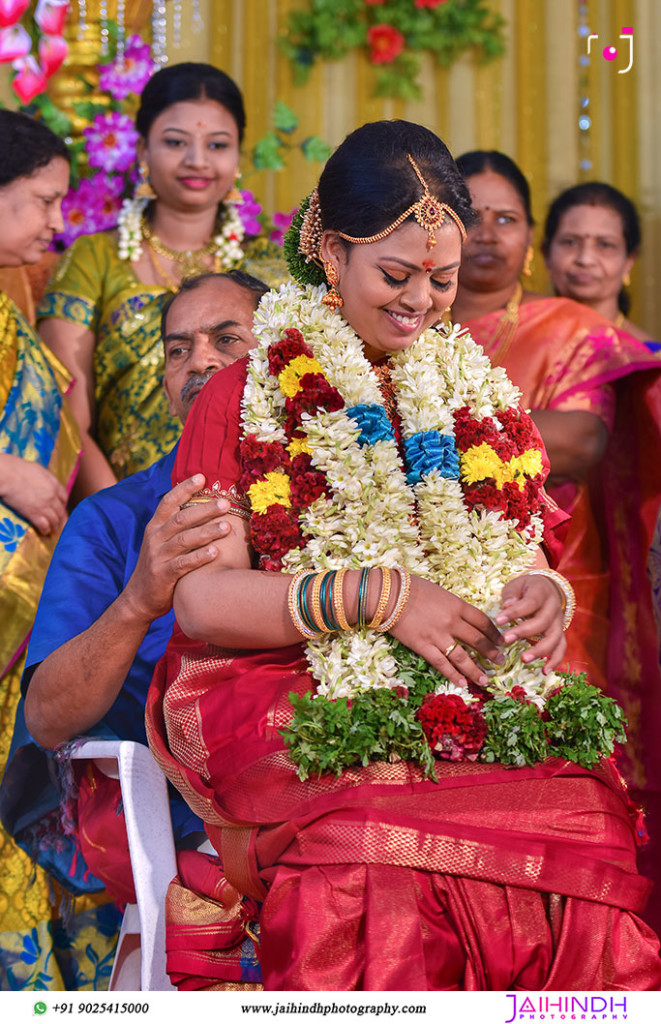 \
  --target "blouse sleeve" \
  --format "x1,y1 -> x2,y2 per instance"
36,233 -> 112,334
172,357 -> 250,519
